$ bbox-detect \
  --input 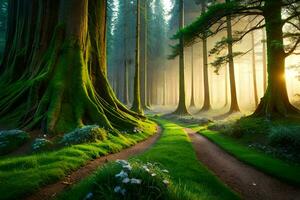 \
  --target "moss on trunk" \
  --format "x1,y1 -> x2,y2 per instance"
0,0 -> 143,134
